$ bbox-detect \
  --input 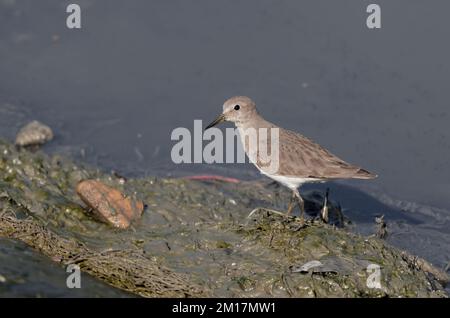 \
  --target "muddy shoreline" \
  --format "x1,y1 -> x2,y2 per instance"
0,140 -> 447,297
